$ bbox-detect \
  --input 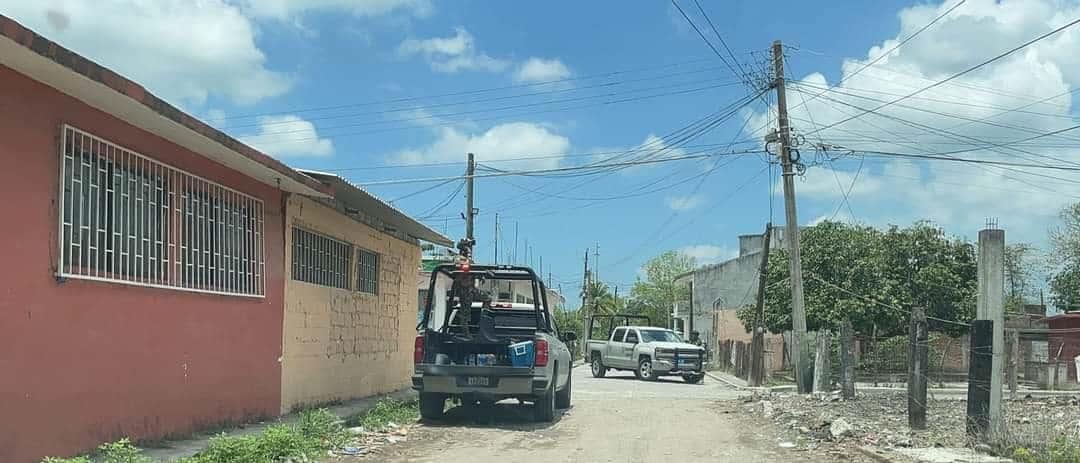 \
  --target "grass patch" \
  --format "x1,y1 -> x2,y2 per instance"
343,398 -> 419,432
1008,437 -> 1080,463
42,438 -> 150,463
42,409 -> 352,463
